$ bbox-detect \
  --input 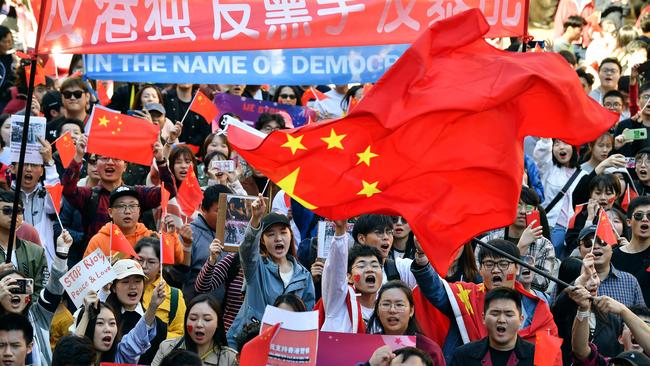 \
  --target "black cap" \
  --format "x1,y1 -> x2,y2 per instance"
41,91 -> 63,119
109,185 -> 139,207
610,351 -> 650,366
261,212 -> 290,233
578,225 -> 597,241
